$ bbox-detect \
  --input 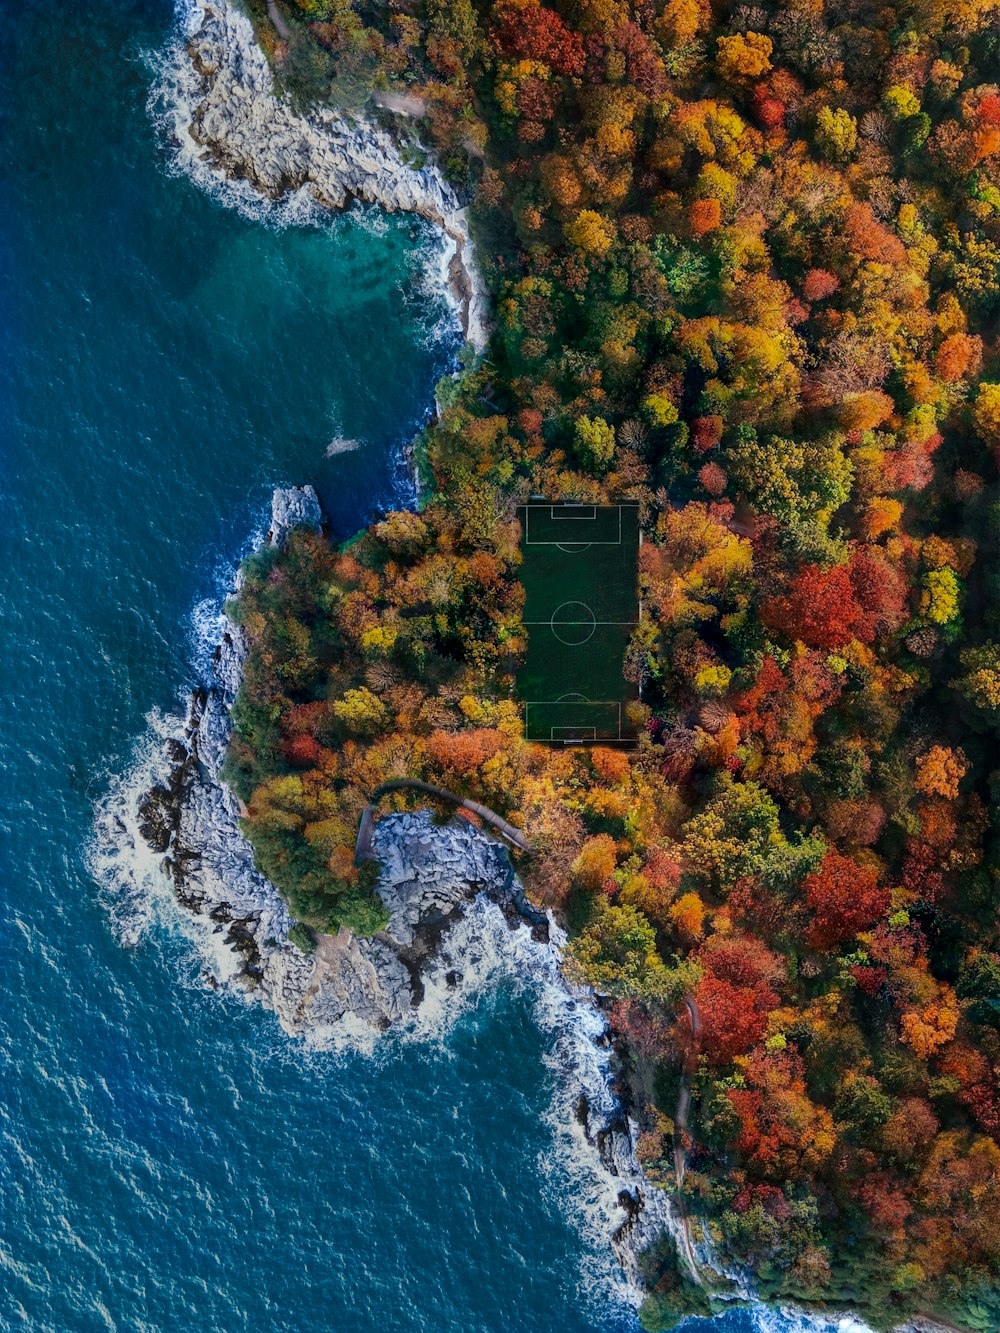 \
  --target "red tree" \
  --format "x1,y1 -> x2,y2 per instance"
693,415 -> 724,451
850,963 -> 888,995
700,932 -> 785,991
698,461 -> 728,494
751,87 -> 786,131
844,203 -> 907,265
938,1044 -> 1000,1138
425,728 -> 505,776
693,935 -> 783,1064
849,548 -> 909,640
802,268 -> 839,301
974,92 -> 1000,128
858,1175 -> 912,1234
762,563 -> 863,649
283,734 -> 322,767
492,4 -> 586,75
803,850 -> 890,951
694,974 -> 777,1064
690,198 -> 722,236
612,20 -> 666,98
